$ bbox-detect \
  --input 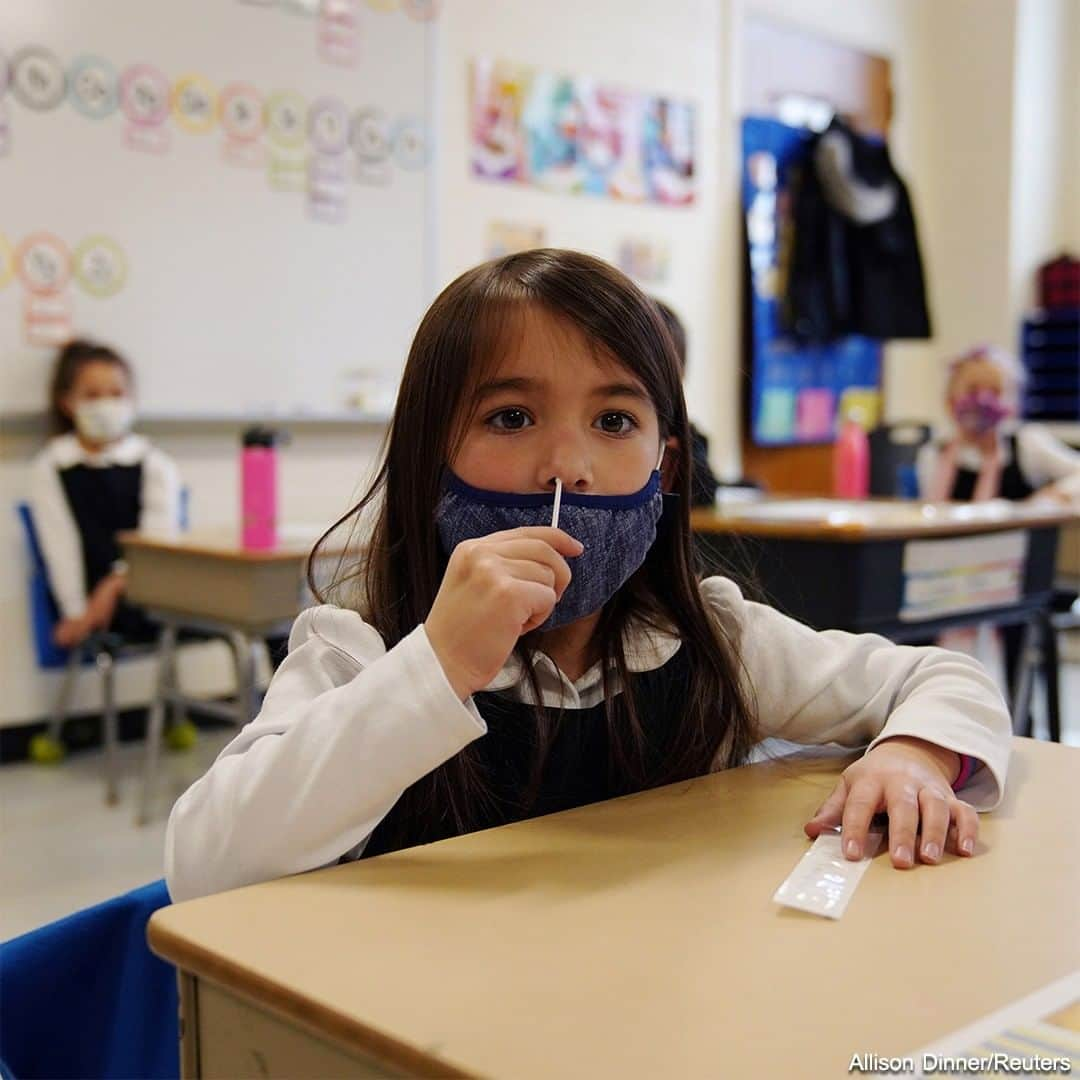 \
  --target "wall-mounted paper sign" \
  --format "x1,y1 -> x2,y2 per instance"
307,97 -> 349,223
351,106 -> 392,185
173,74 -> 217,134
11,47 -> 66,111
486,221 -> 546,259
318,0 -> 360,67
16,232 -> 73,346
265,90 -> 309,191
68,55 -> 119,120
73,235 -> 128,298
616,237 -> 670,283
392,116 -> 428,170
121,64 -> 171,153
219,82 -> 265,167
